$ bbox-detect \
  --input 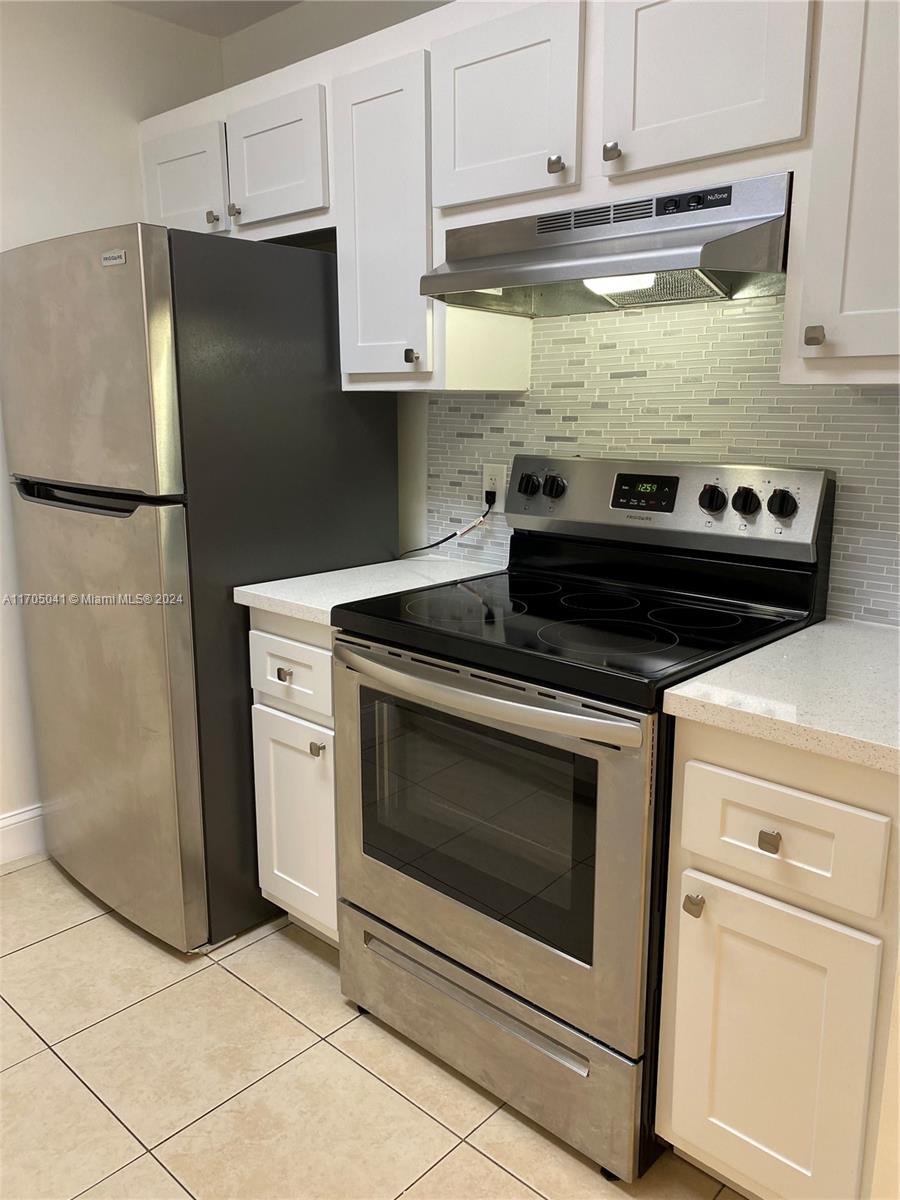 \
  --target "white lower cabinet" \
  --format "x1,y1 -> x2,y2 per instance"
251,703 -> 337,937
671,869 -> 882,1200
